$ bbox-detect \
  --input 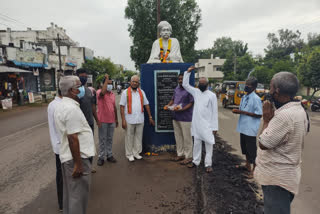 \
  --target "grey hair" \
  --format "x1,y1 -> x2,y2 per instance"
158,21 -> 172,33
272,72 -> 299,98
59,76 -> 80,96
131,75 -> 140,81
199,77 -> 208,84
